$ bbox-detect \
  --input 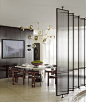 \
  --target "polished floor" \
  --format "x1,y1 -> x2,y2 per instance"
0,74 -> 86,102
